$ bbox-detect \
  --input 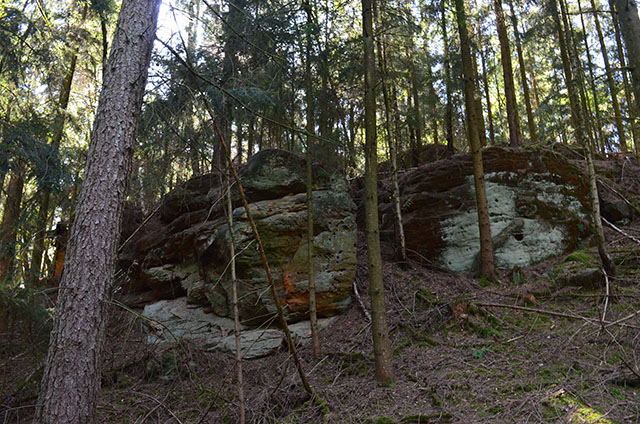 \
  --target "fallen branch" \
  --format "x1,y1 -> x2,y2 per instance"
132,391 -> 184,424
118,202 -> 162,253
597,176 -> 640,216
353,280 -> 371,323
601,270 -> 610,326
602,216 -> 640,245
477,302 -> 640,329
